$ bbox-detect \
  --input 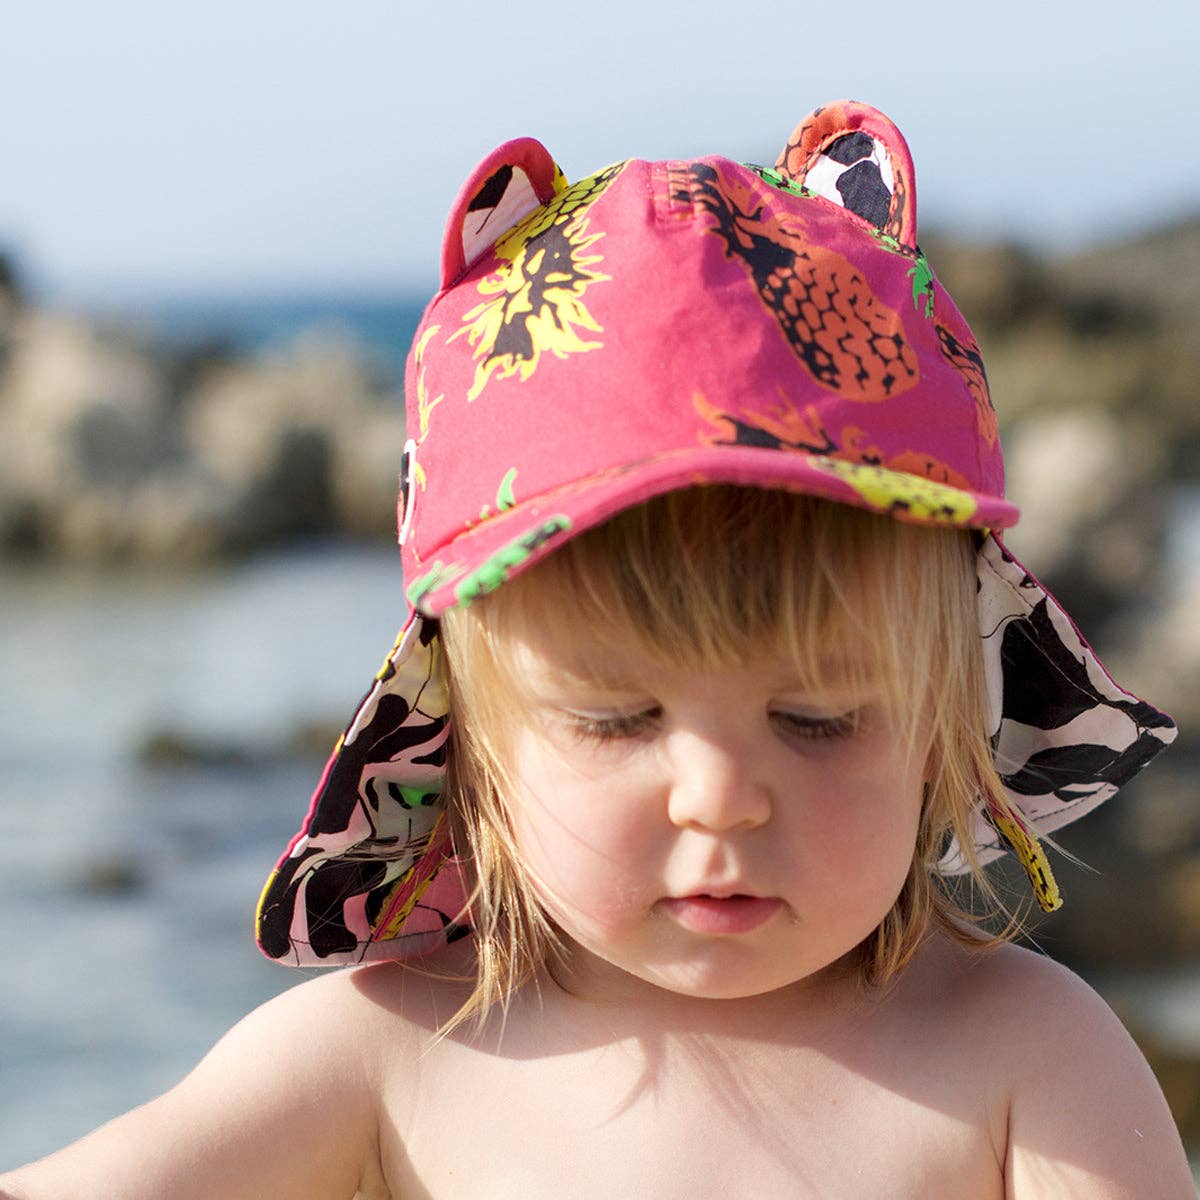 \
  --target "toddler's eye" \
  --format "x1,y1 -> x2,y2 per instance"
562,707 -> 660,743
771,709 -> 862,740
